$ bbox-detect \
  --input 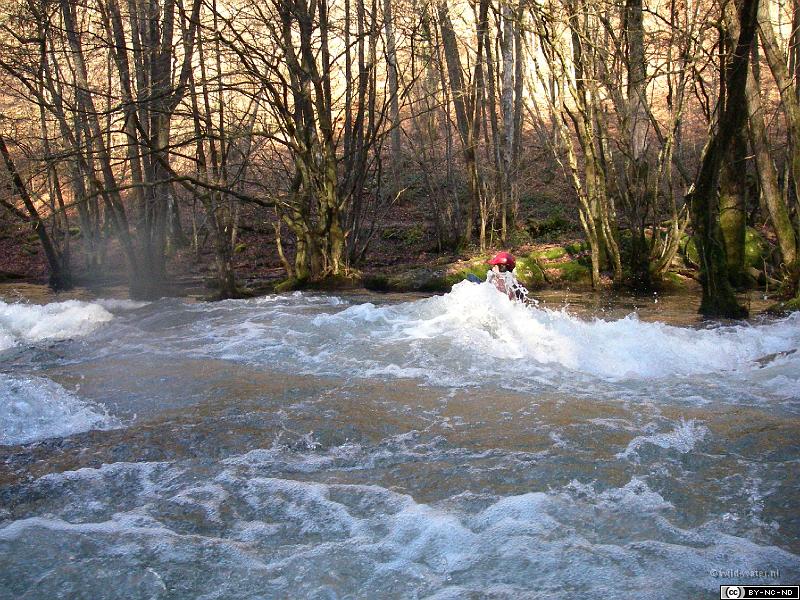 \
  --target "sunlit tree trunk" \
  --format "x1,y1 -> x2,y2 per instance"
745,48 -> 797,274
438,0 -> 487,246
756,0 -> 800,293
384,0 -> 401,162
